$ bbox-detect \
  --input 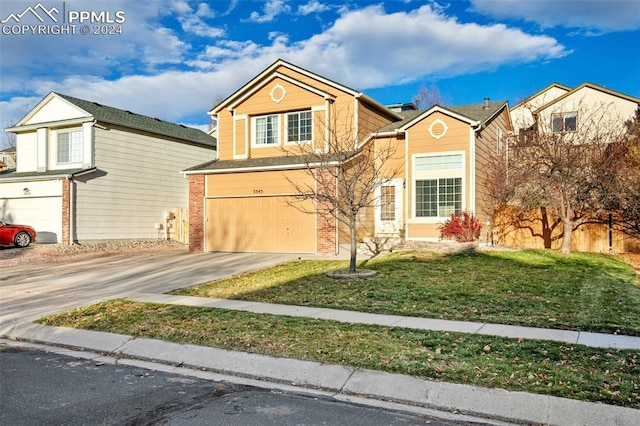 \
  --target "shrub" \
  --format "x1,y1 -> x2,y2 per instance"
439,212 -> 482,243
